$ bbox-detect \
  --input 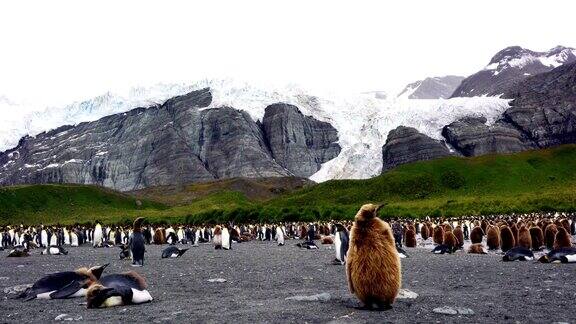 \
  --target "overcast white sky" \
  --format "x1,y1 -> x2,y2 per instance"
0,0 -> 575,107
